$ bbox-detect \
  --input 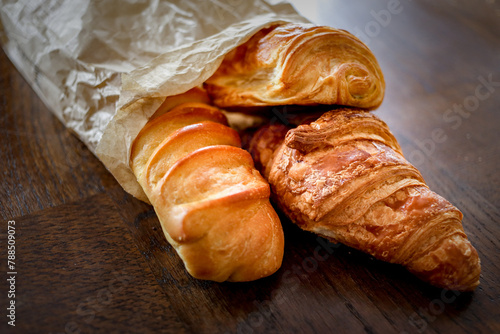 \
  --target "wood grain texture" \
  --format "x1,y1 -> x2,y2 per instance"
0,193 -> 187,333
1,0 -> 499,333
